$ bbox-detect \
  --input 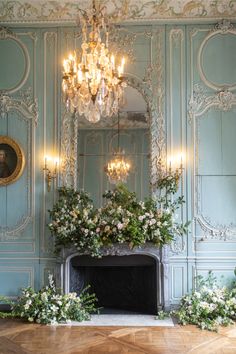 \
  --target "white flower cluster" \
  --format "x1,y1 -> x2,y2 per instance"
173,272 -> 236,331
13,274 -> 97,325
48,183 -> 188,257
